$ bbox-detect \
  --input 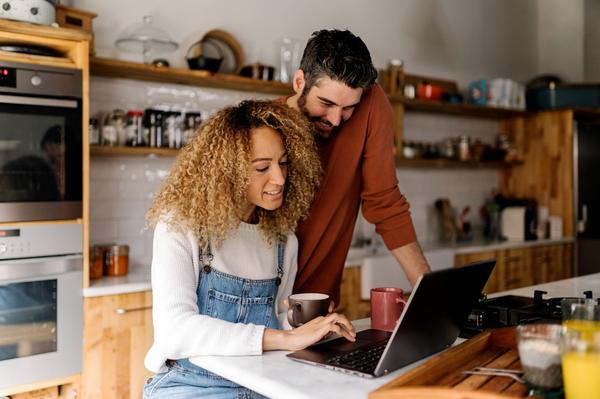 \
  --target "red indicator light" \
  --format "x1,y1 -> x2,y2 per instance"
3,70 -> 7,75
